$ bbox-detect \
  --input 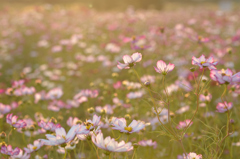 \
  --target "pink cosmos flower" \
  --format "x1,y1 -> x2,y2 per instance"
6,114 -> 27,128
95,105 -> 113,114
138,140 -> 157,149
1,145 -> 20,156
210,69 -> 240,84
216,102 -> 233,113
84,114 -> 101,131
46,88 -> 63,100
111,118 -> 145,133
192,55 -> 217,70
0,103 -> 11,117
40,126 -> 79,146
176,119 -> 192,130
154,60 -> 175,75
24,140 -> 43,153
92,132 -> 133,152
67,117 -> 80,127
12,149 -> 30,159
186,152 -> 202,159
38,120 -> 61,132
117,52 -> 142,69
199,93 -> 212,102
